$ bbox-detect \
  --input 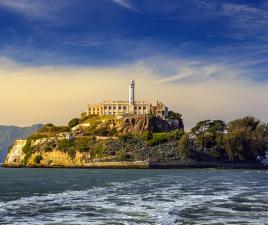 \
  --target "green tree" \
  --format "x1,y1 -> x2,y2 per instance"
167,111 -> 184,130
224,116 -> 267,161
191,120 -> 226,151
68,118 -> 80,128
178,133 -> 191,159
34,155 -> 43,164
